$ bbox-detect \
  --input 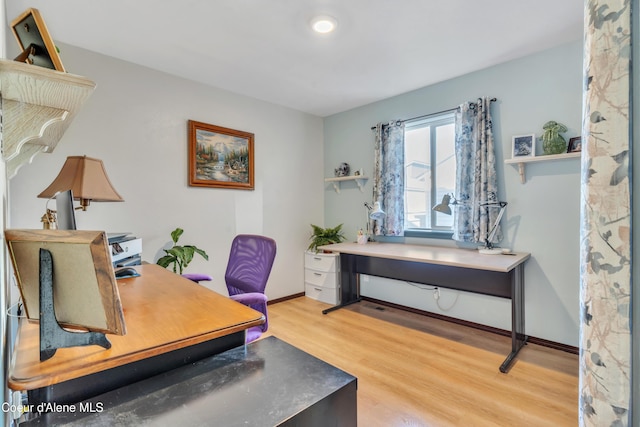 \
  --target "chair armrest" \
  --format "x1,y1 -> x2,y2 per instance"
230,293 -> 267,306
182,273 -> 213,283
